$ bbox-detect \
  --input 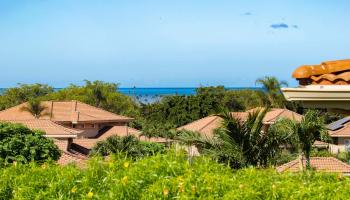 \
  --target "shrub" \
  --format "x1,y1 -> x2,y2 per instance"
0,123 -> 61,165
90,135 -> 165,158
1,152 -> 350,199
